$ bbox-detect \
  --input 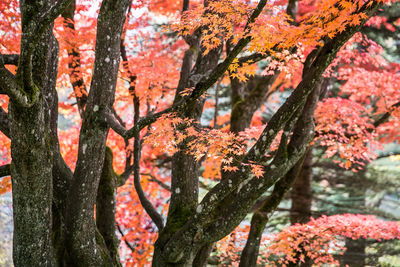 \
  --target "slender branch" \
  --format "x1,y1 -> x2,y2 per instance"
1,54 -> 19,66
104,109 -> 128,138
132,96 -> 164,230
112,108 -> 125,127
116,225 -> 135,252
237,53 -> 267,65
141,173 -> 171,191
0,164 -> 10,178
0,107 -> 10,138
119,16 -> 136,185
117,164 -> 134,187
373,101 -> 400,128
62,0 -> 88,116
